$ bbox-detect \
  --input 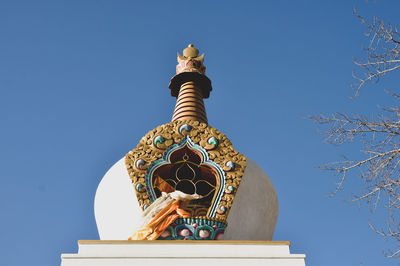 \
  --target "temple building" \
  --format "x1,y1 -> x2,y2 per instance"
60,45 -> 306,265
